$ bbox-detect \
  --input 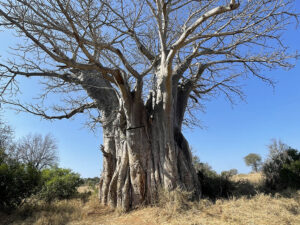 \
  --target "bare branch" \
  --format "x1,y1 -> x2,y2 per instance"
0,0 -> 298,129
1,99 -> 97,120
167,0 -> 240,65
